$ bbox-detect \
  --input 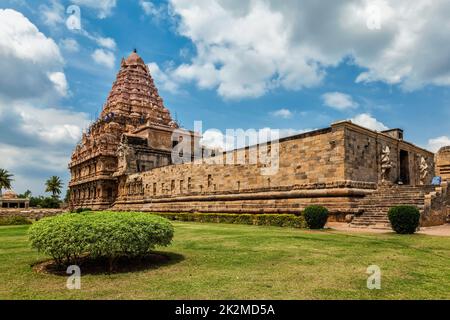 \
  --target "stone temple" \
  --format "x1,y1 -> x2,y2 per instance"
69,51 -> 449,228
